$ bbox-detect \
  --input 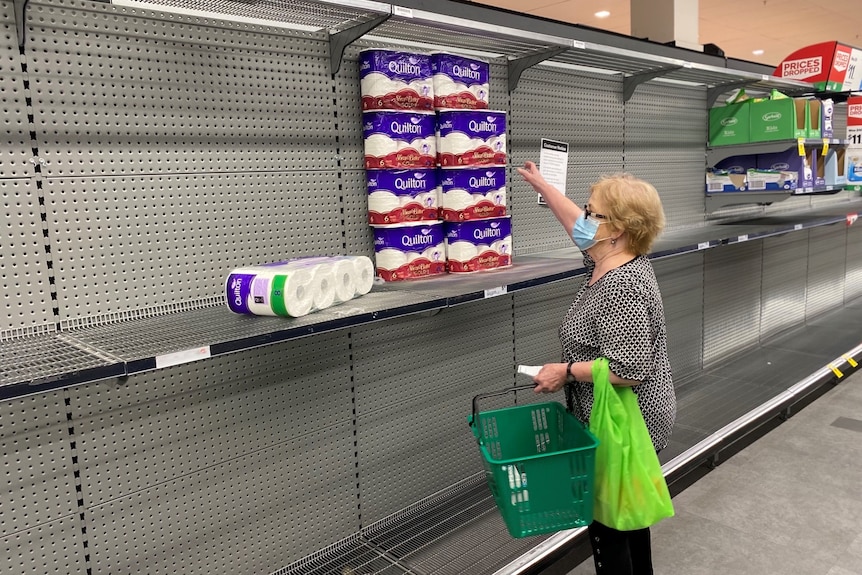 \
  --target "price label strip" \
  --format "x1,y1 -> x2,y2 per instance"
484,286 -> 507,299
156,346 -> 212,369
